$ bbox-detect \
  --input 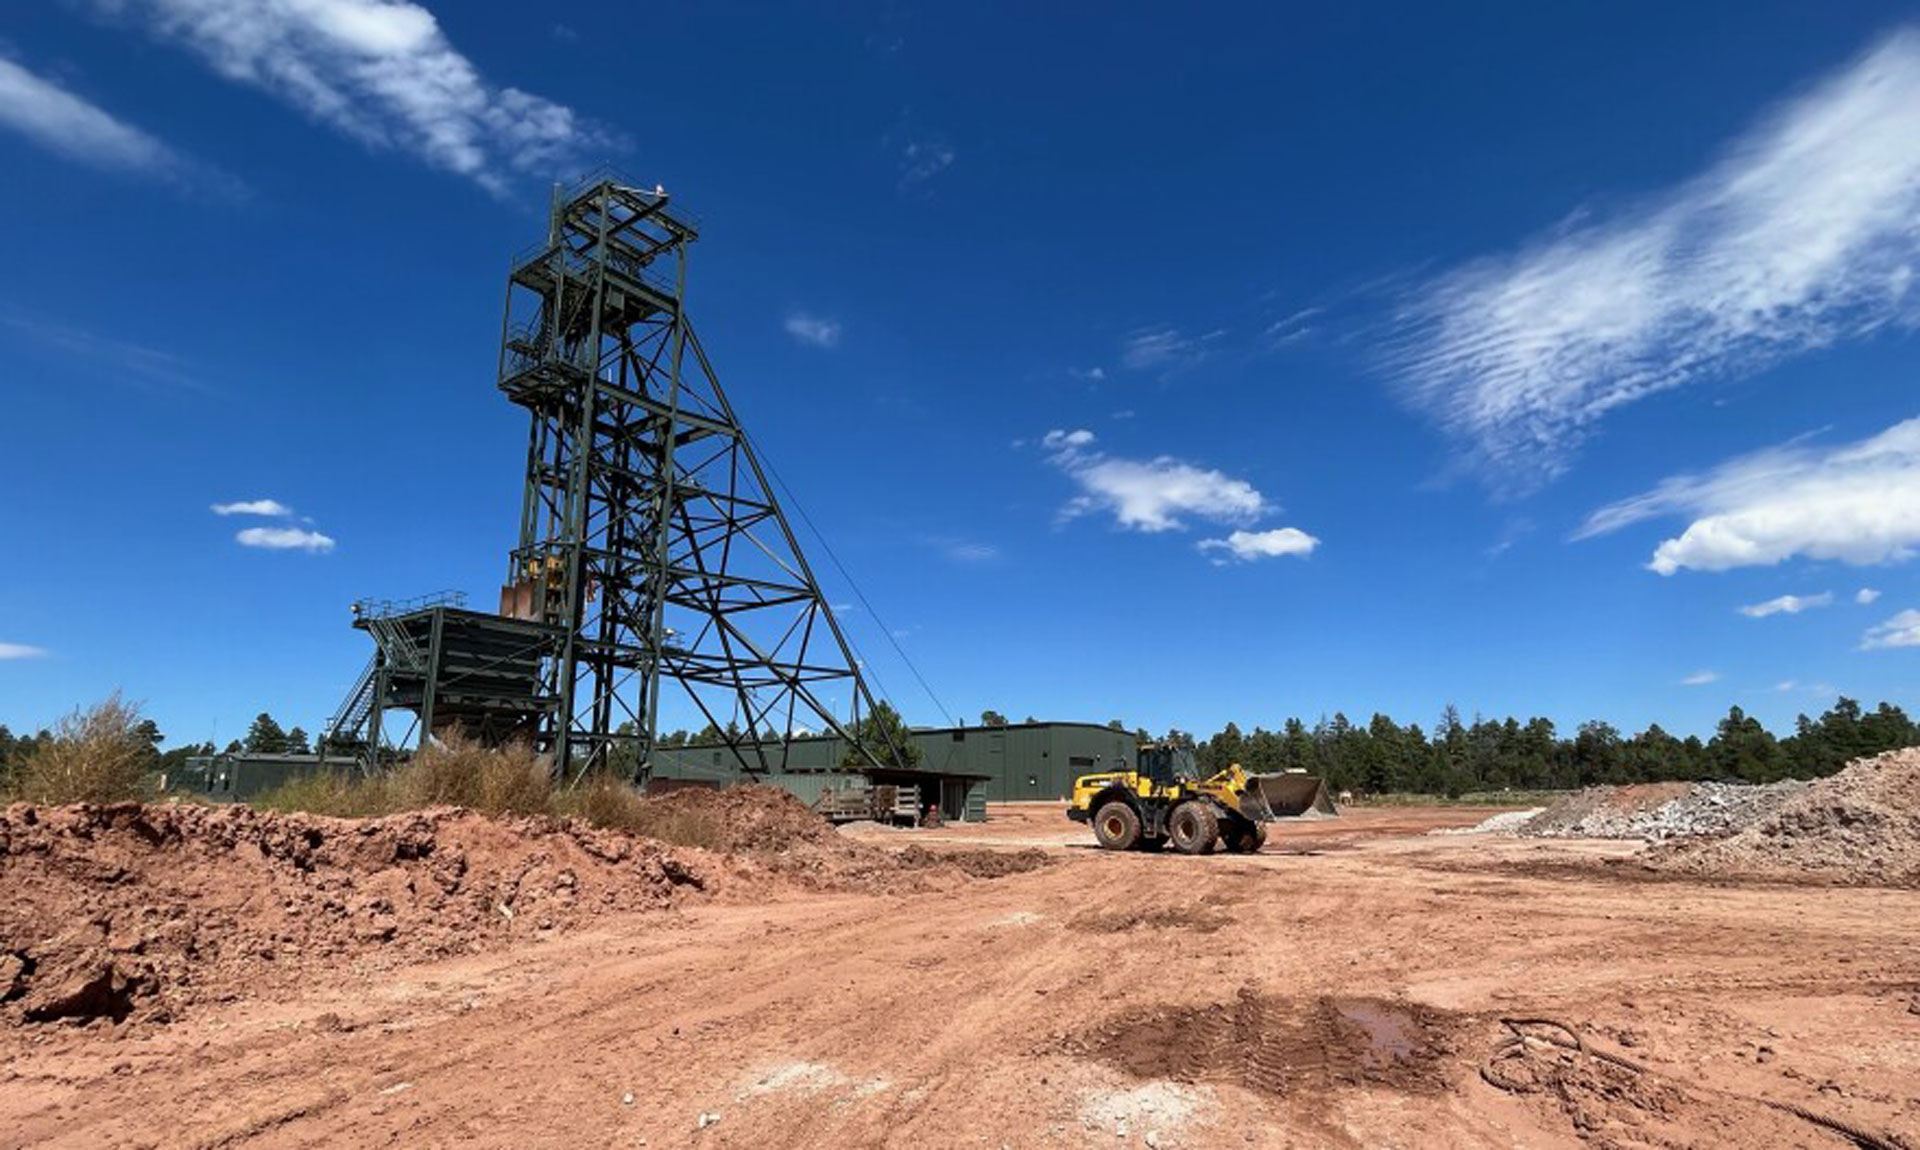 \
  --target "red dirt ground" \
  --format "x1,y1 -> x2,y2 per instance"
3,799 -> 1916,1149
